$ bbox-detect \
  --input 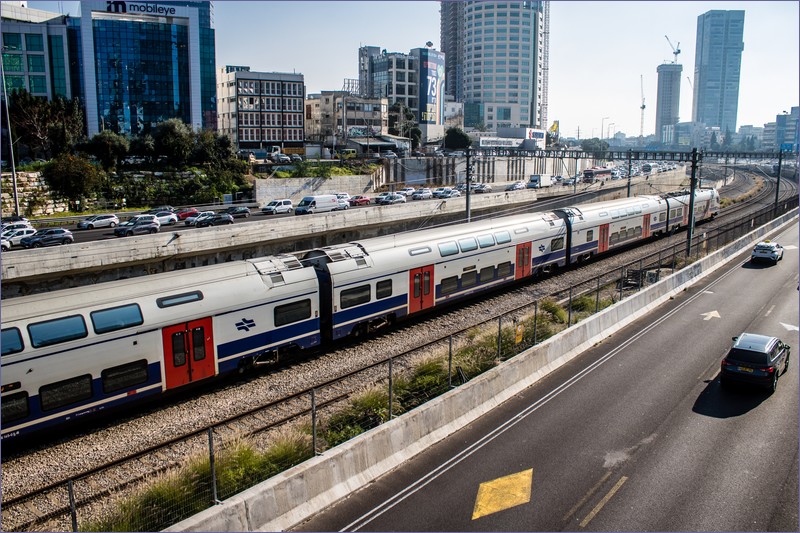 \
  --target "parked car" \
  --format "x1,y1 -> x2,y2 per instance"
398,187 -> 416,197
378,193 -> 406,205
562,178 -> 576,186
442,189 -> 462,198
185,211 -> 215,225
411,188 -> 433,200
261,199 -> 294,215
223,206 -> 251,218
2,227 -> 37,247
434,150 -> 445,157
271,153 -> 291,164
195,213 -> 234,227
375,192 -> 392,203
20,228 -> 74,248
114,218 -> 160,237
336,198 -> 350,210
349,195 -> 371,206
77,214 -> 119,230
1,221 -> 33,233
449,150 -> 465,157
290,154 -> 304,163
474,183 -> 493,193
1,237 -> 10,251
174,207 -> 199,220
750,241 -> 784,265
720,333 -> 790,392
154,211 -> 179,226
336,192 -> 352,203
432,187 -> 453,198
382,151 -> 398,159
143,205 -> 174,214
505,181 -> 525,191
